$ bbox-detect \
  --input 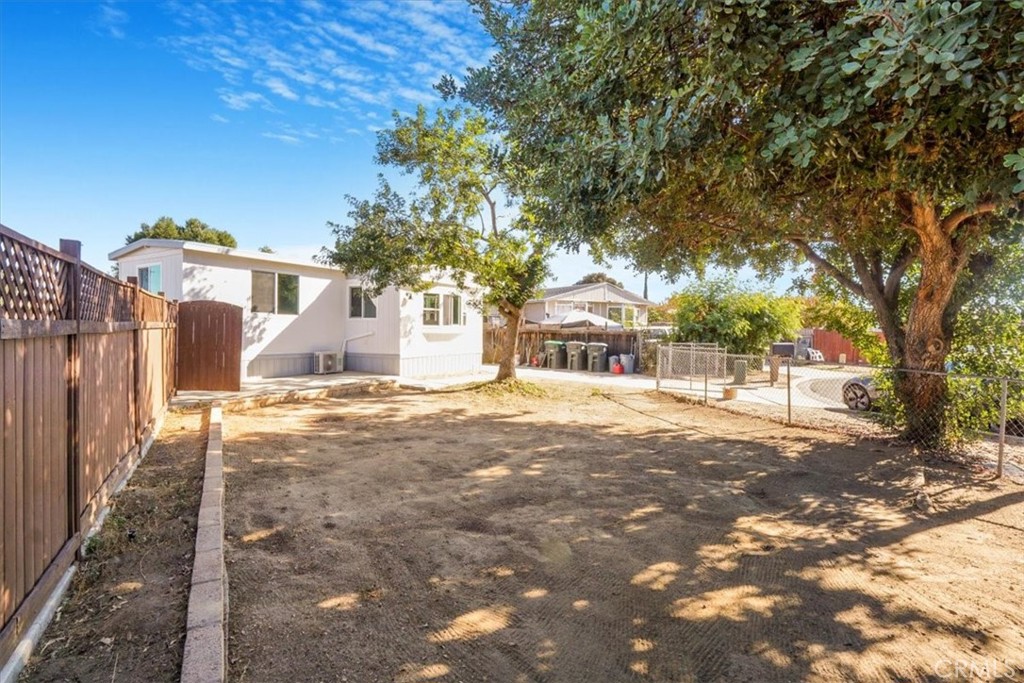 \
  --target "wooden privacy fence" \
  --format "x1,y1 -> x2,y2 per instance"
485,325 -> 644,367
0,224 -> 177,665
